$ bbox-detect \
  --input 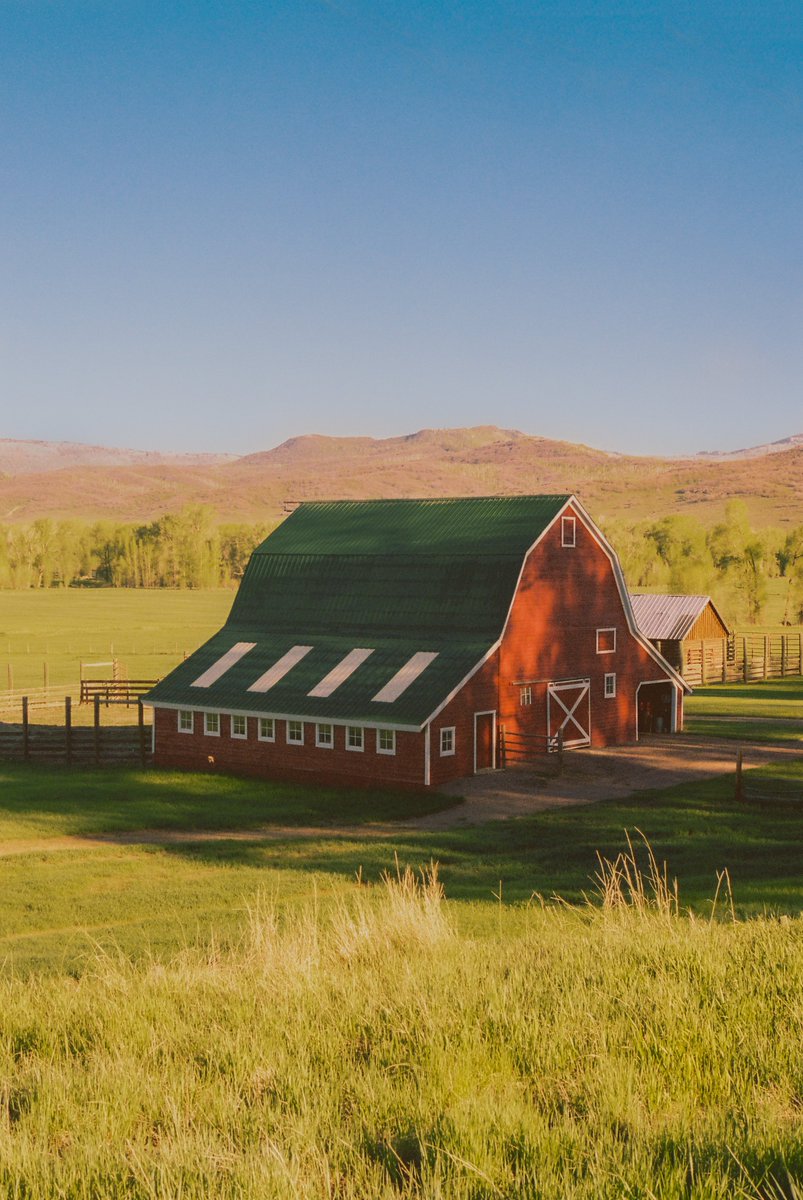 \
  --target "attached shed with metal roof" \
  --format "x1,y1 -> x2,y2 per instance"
629,593 -> 731,687
145,496 -> 688,789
